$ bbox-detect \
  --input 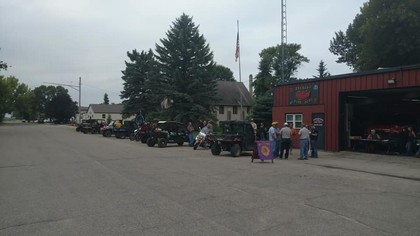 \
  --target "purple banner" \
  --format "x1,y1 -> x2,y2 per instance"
256,141 -> 273,160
